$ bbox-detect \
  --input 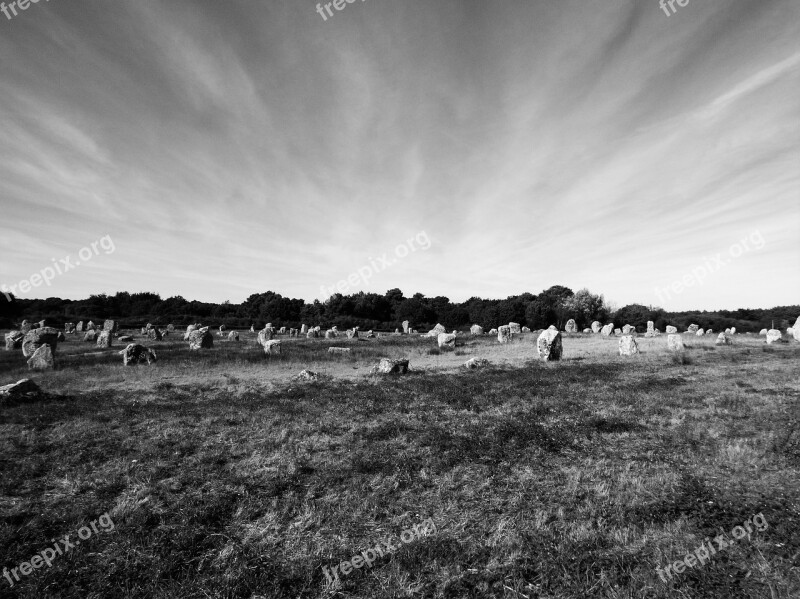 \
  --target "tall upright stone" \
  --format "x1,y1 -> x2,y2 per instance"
470,324 -> 484,335
402,320 -> 410,334
793,316 -> 800,342
103,319 -> 117,332
601,324 -> 614,336
96,330 -> 113,348
619,335 -> 639,356
536,329 -> 562,361
564,319 -> 577,333
497,325 -> 512,344
509,322 -> 521,334
591,321 -> 602,333
667,334 -> 684,352
27,345 -> 55,370
188,329 -> 213,350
